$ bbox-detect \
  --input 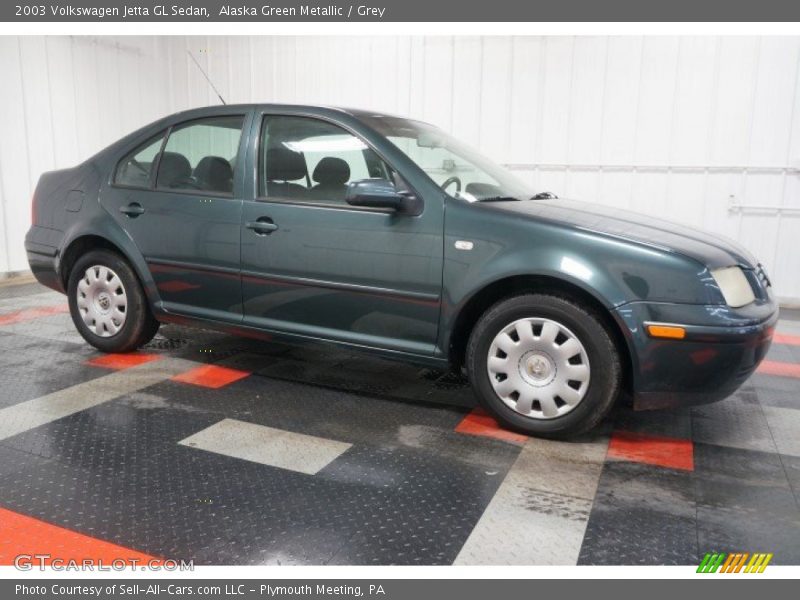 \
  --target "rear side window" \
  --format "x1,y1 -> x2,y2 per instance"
156,116 -> 244,195
114,133 -> 165,188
